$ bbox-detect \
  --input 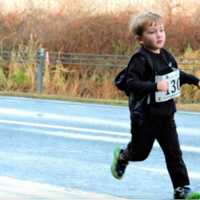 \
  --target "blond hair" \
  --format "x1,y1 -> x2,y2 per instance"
129,12 -> 163,36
